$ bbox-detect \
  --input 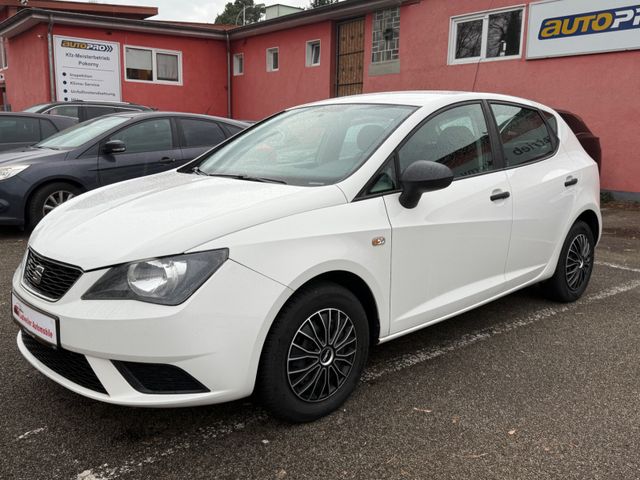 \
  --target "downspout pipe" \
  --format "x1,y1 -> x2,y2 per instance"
47,15 -> 56,102
226,31 -> 232,118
